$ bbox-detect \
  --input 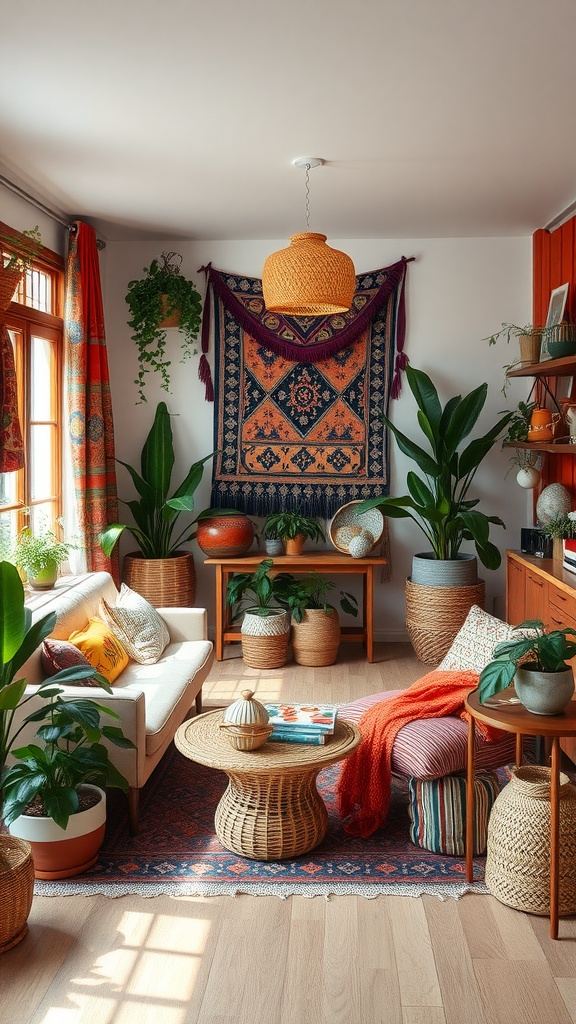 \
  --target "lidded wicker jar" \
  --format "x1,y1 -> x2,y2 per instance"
220,689 -> 272,750
485,765 -> 576,916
